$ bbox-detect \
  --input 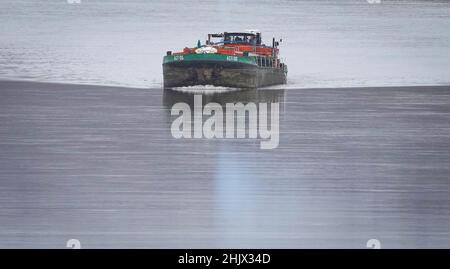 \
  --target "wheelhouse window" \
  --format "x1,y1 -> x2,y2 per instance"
223,32 -> 261,45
